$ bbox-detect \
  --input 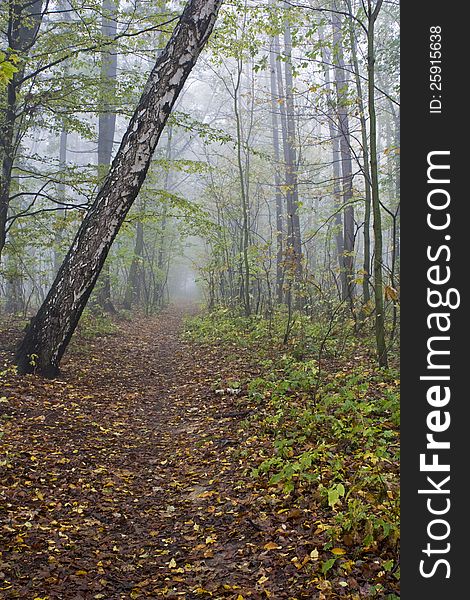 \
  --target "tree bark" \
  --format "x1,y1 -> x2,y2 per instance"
123,216 -> 144,309
319,24 -> 347,300
96,0 -> 119,312
345,0 -> 372,305
15,0 -> 223,376
269,37 -> 284,304
0,0 -> 44,259
233,56 -> 251,317
367,0 -> 388,367
54,1 -> 72,274
332,4 -> 355,306
282,22 -> 302,277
